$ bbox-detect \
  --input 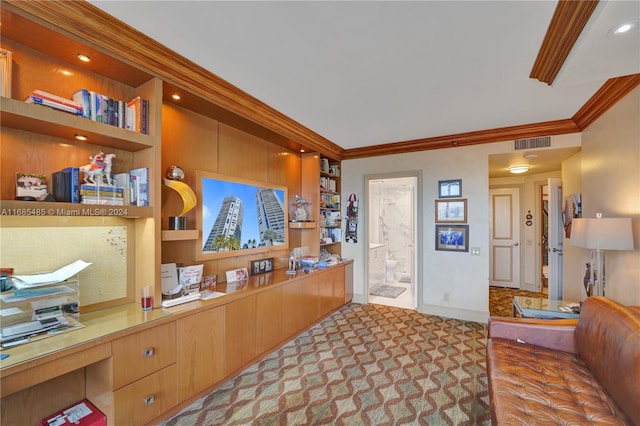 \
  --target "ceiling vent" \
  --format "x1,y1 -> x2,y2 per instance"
514,136 -> 551,150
